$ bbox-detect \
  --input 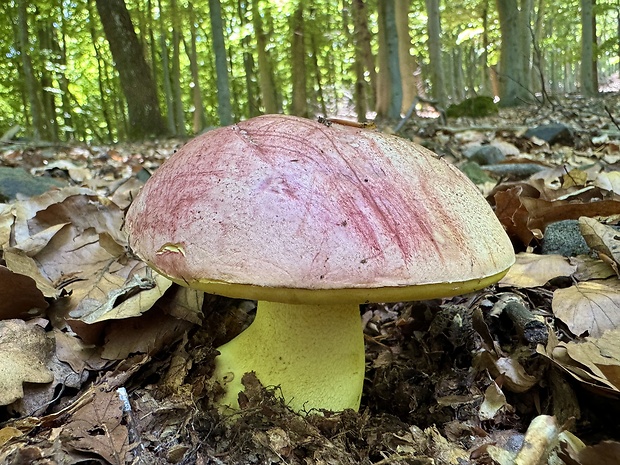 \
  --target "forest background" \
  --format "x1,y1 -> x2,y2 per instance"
1,0 -> 616,142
